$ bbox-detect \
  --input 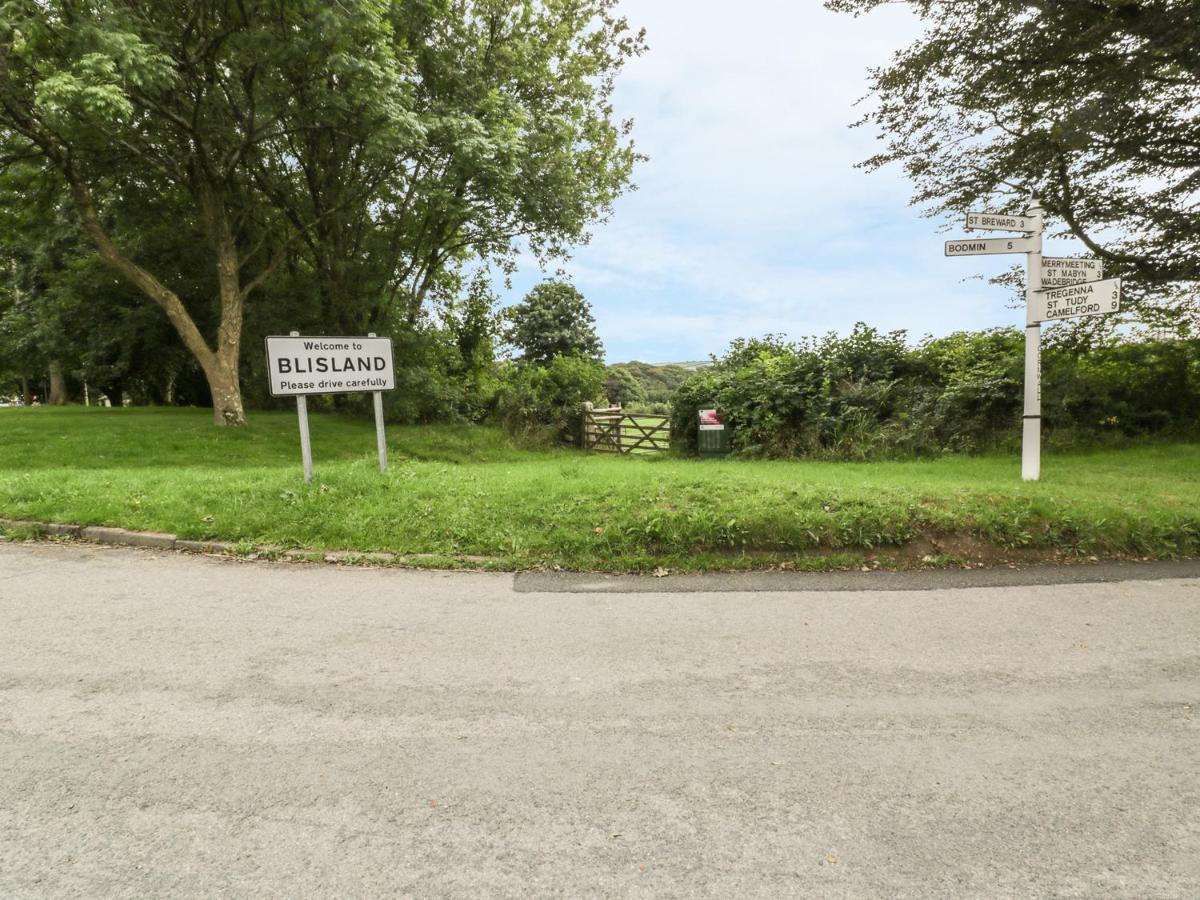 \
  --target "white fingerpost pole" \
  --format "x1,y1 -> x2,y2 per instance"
1022,201 -> 1044,482
291,330 -> 314,484
368,332 -> 388,472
